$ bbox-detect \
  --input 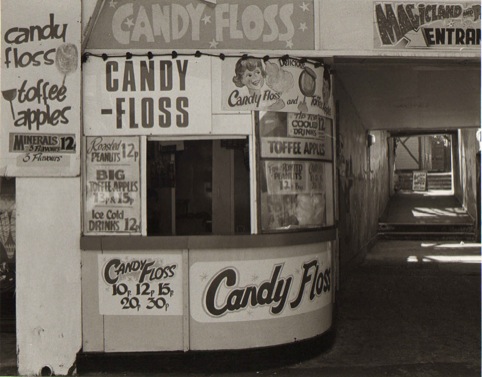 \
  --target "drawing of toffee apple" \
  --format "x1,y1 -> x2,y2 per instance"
2,89 -> 17,120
